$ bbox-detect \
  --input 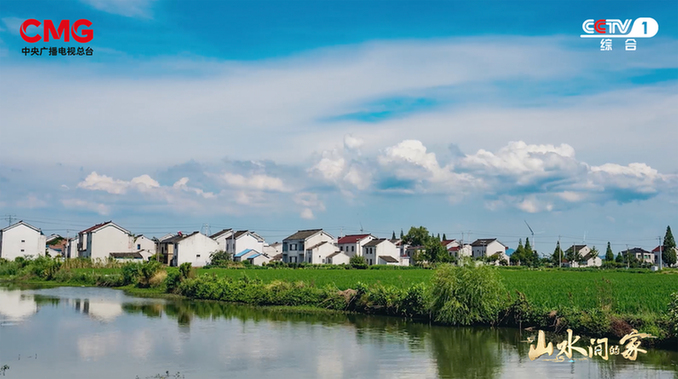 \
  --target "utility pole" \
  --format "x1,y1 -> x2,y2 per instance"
626,244 -> 629,269
558,235 -> 562,268
4,215 -> 17,226
658,236 -> 663,270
